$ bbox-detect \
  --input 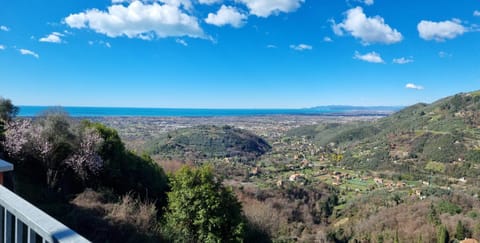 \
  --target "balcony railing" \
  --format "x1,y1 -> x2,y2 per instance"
0,159 -> 90,243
